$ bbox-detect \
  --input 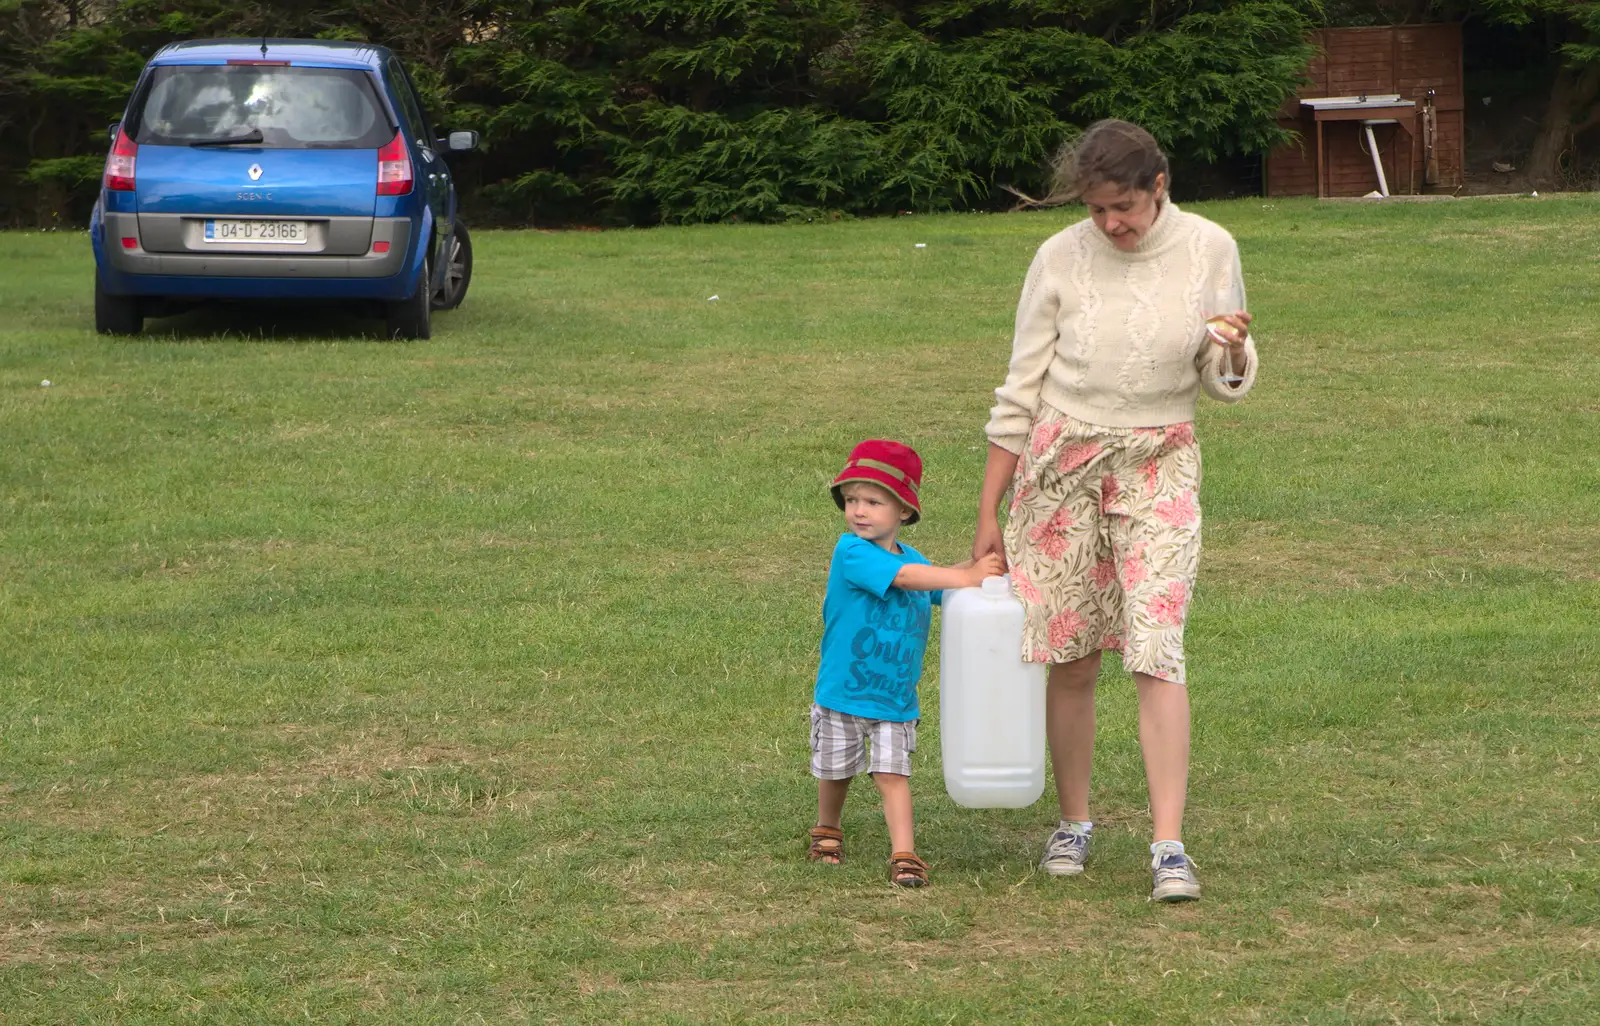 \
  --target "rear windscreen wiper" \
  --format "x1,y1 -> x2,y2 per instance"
187,130 -> 265,146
